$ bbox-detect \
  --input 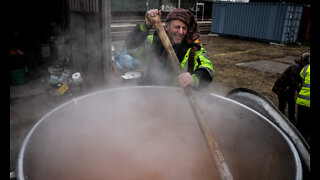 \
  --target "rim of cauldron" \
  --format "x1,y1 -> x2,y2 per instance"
16,86 -> 303,180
